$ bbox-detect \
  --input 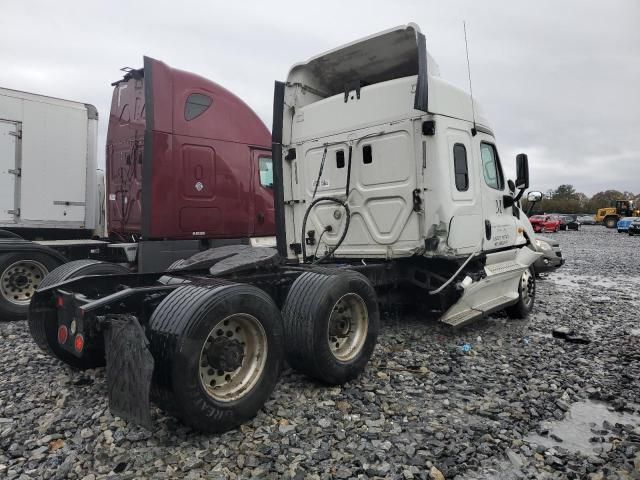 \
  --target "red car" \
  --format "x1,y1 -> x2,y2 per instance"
529,214 -> 561,233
